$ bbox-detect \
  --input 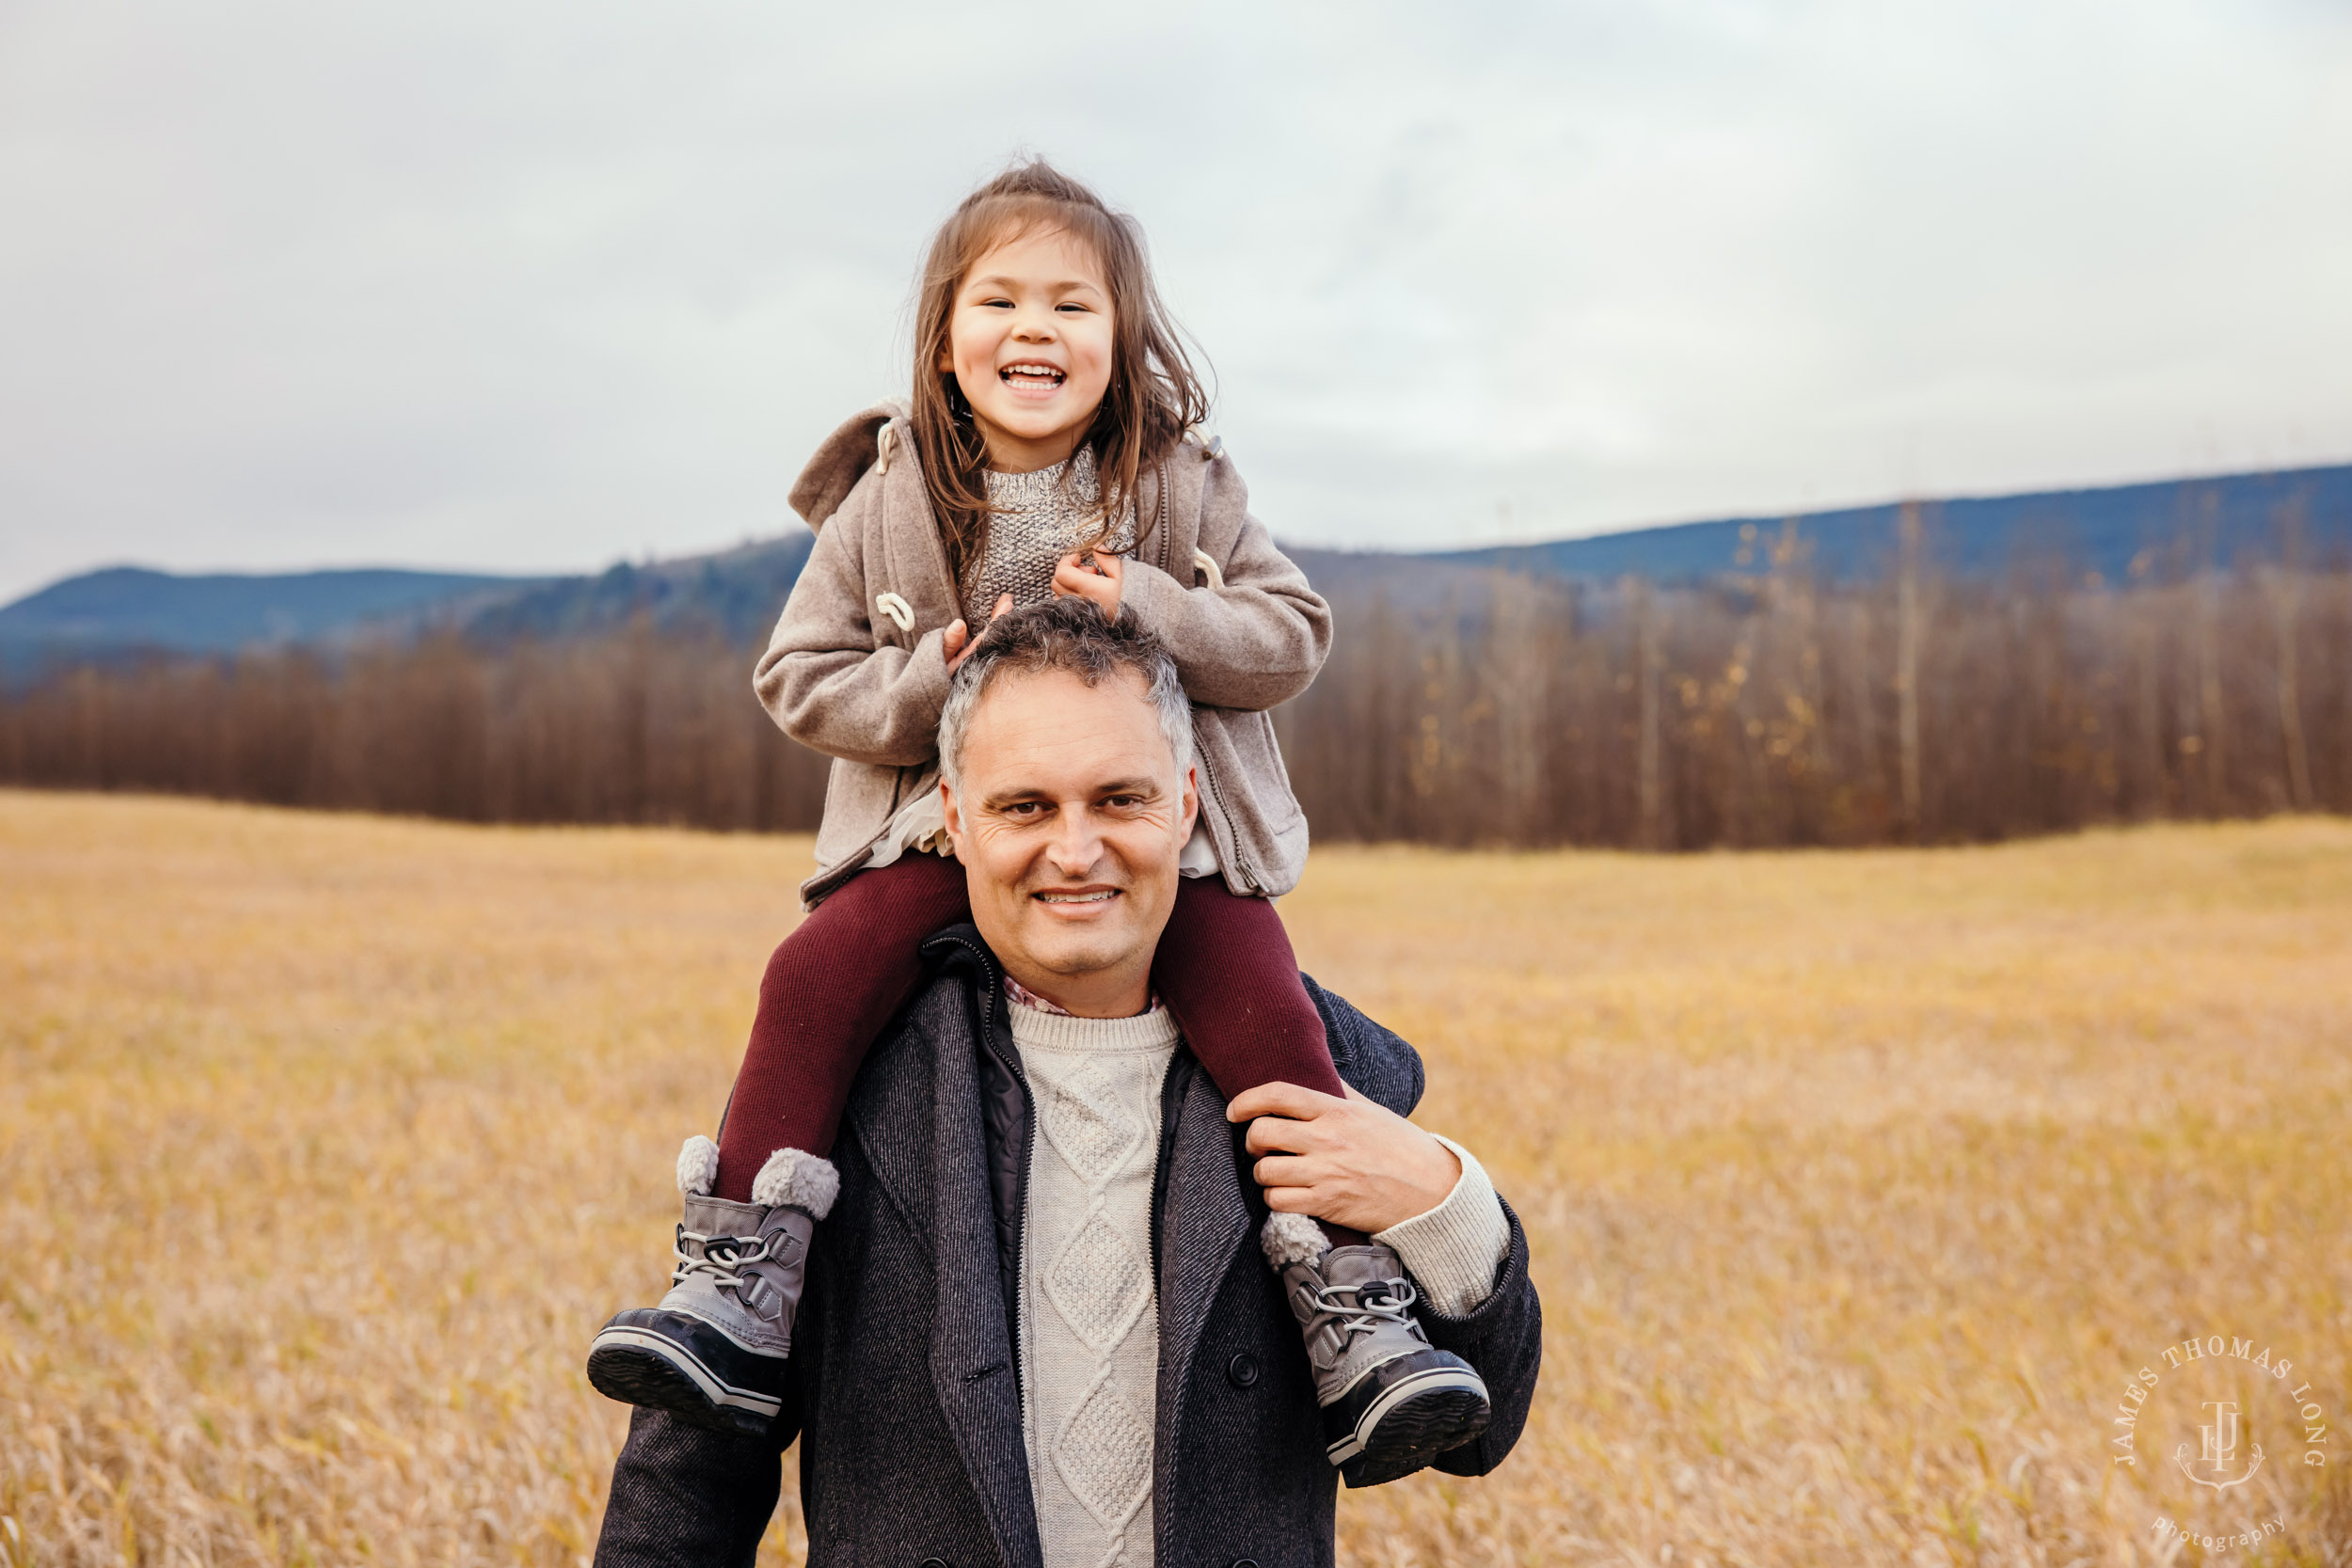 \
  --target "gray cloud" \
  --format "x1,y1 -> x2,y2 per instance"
3,0 -> 2348,601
